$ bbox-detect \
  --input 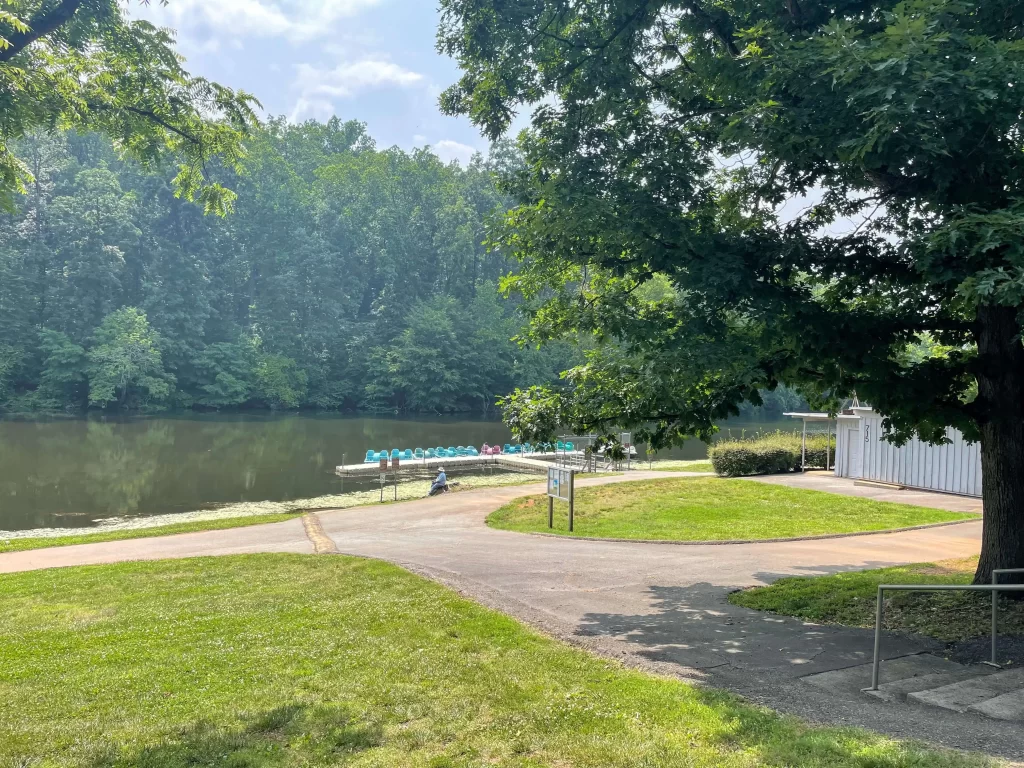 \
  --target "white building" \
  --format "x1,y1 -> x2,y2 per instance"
833,407 -> 982,498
